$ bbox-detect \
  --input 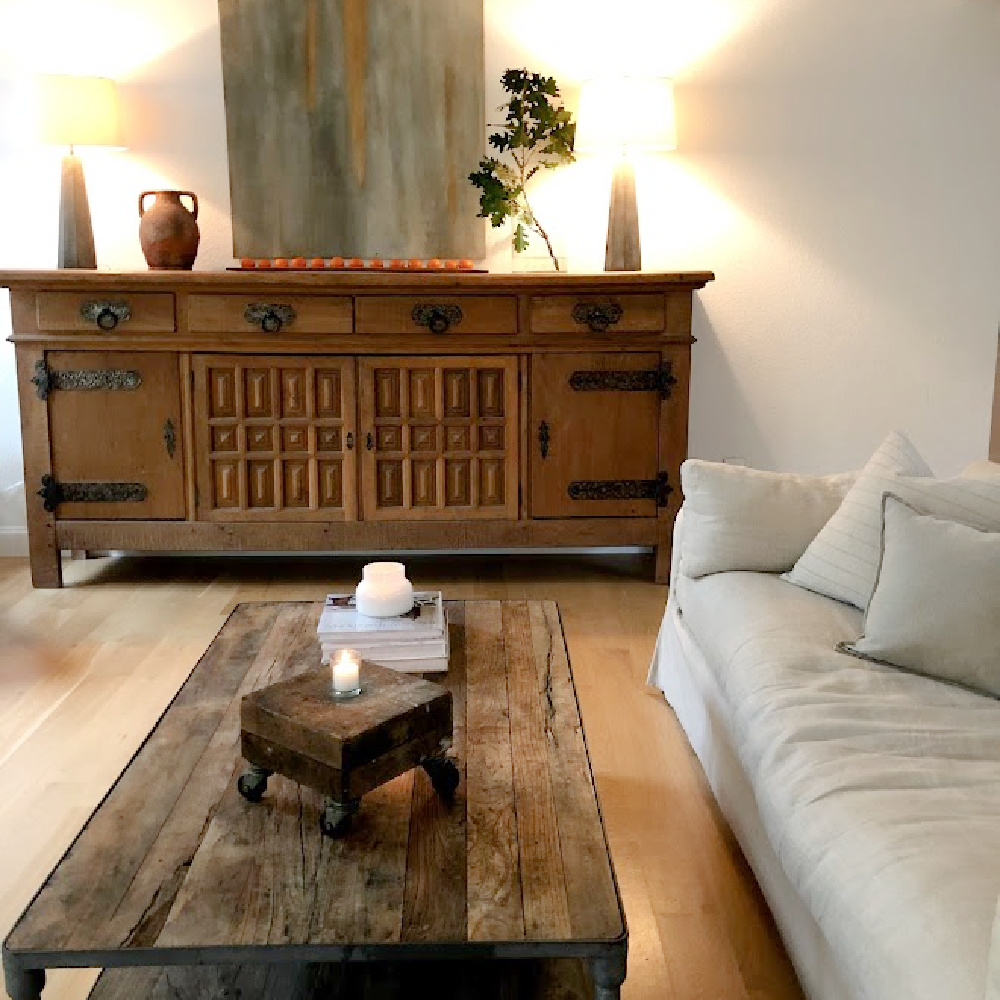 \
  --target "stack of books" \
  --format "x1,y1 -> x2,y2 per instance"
317,591 -> 449,673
